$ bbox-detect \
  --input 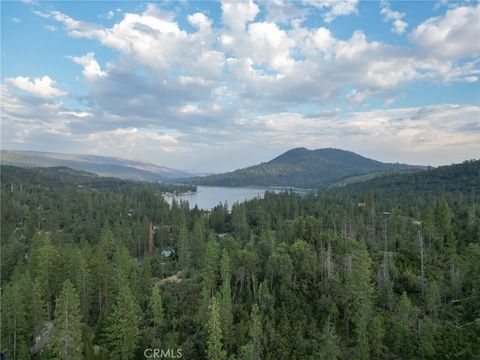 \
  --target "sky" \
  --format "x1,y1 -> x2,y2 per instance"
1,0 -> 479,172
